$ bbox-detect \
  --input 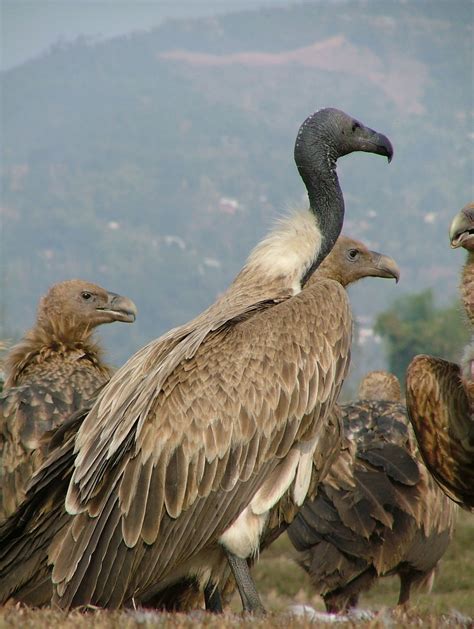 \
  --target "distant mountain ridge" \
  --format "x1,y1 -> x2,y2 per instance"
160,35 -> 427,114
